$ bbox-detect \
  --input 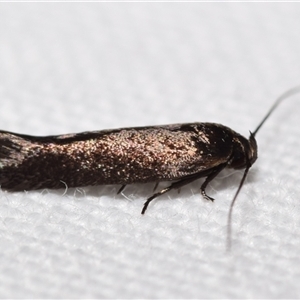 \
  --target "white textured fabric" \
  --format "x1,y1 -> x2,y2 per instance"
1,3 -> 300,298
